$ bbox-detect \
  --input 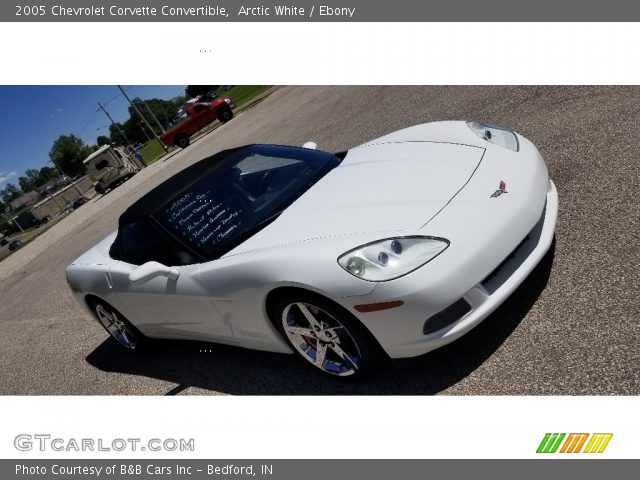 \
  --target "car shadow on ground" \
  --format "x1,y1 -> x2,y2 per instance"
86,242 -> 555,395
